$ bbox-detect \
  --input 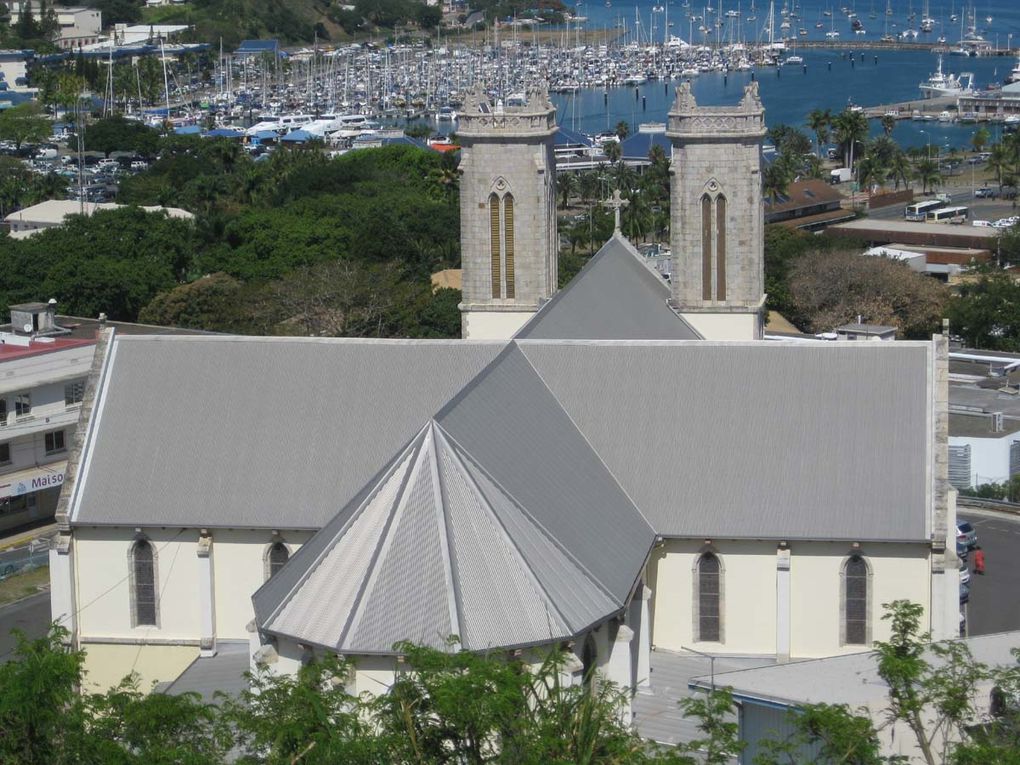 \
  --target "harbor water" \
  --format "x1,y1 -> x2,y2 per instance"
545,0 -> 1020,150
